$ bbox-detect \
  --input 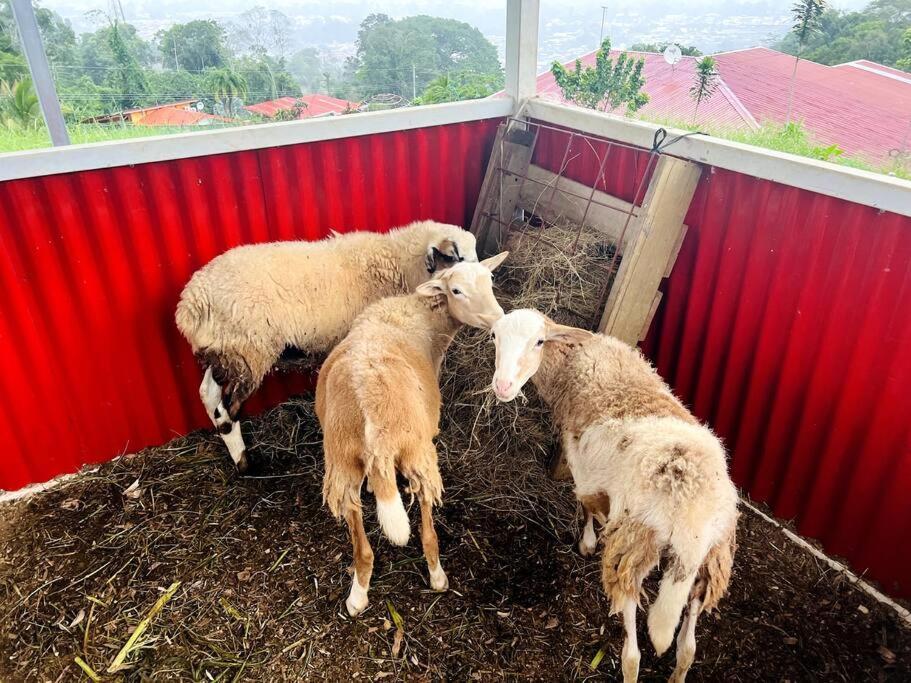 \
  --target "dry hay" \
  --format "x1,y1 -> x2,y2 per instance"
437,217 -> 620,538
